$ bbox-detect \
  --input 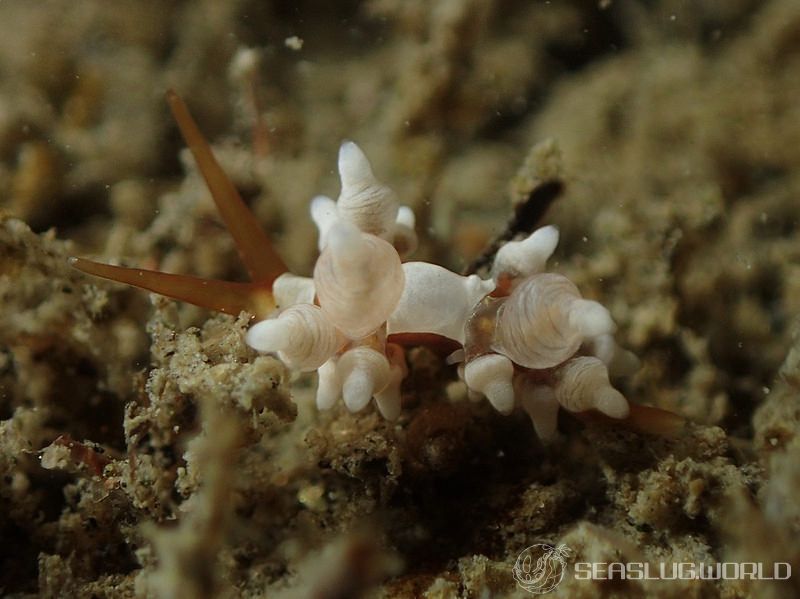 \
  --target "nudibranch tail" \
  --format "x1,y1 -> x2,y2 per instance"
68,257 -> 275,317
166,89 -> 287,285
624,403 -> 687,436
575,403 -> 687,437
